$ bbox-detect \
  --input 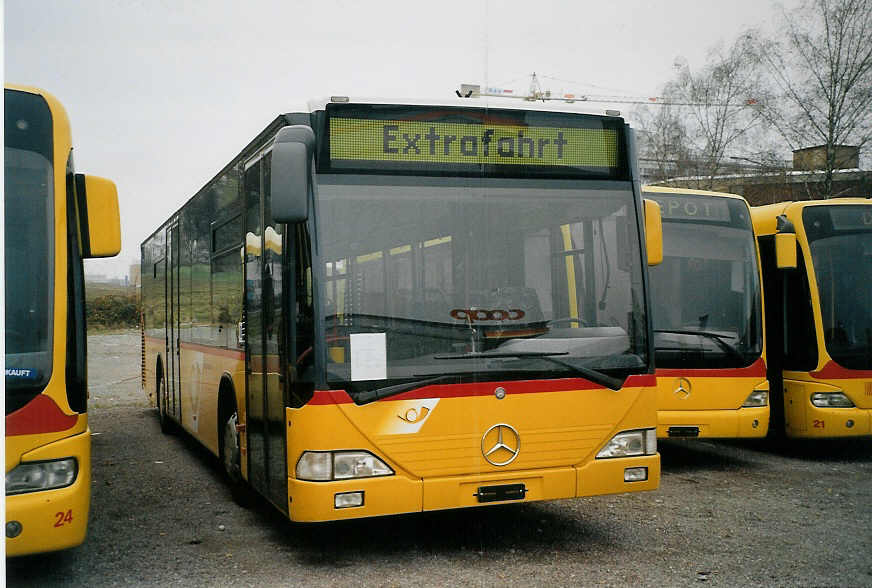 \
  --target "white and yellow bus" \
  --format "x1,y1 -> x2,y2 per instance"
645,187 -> 768,439
141,97 -> 663,522
5,84 -> 121,556
753,199 -> 872,438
